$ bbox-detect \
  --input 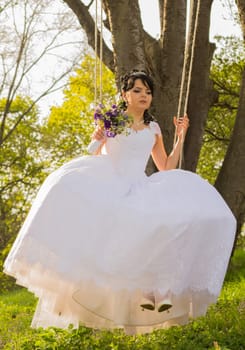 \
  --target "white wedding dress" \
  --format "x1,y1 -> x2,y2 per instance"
4,122 -> 236,334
